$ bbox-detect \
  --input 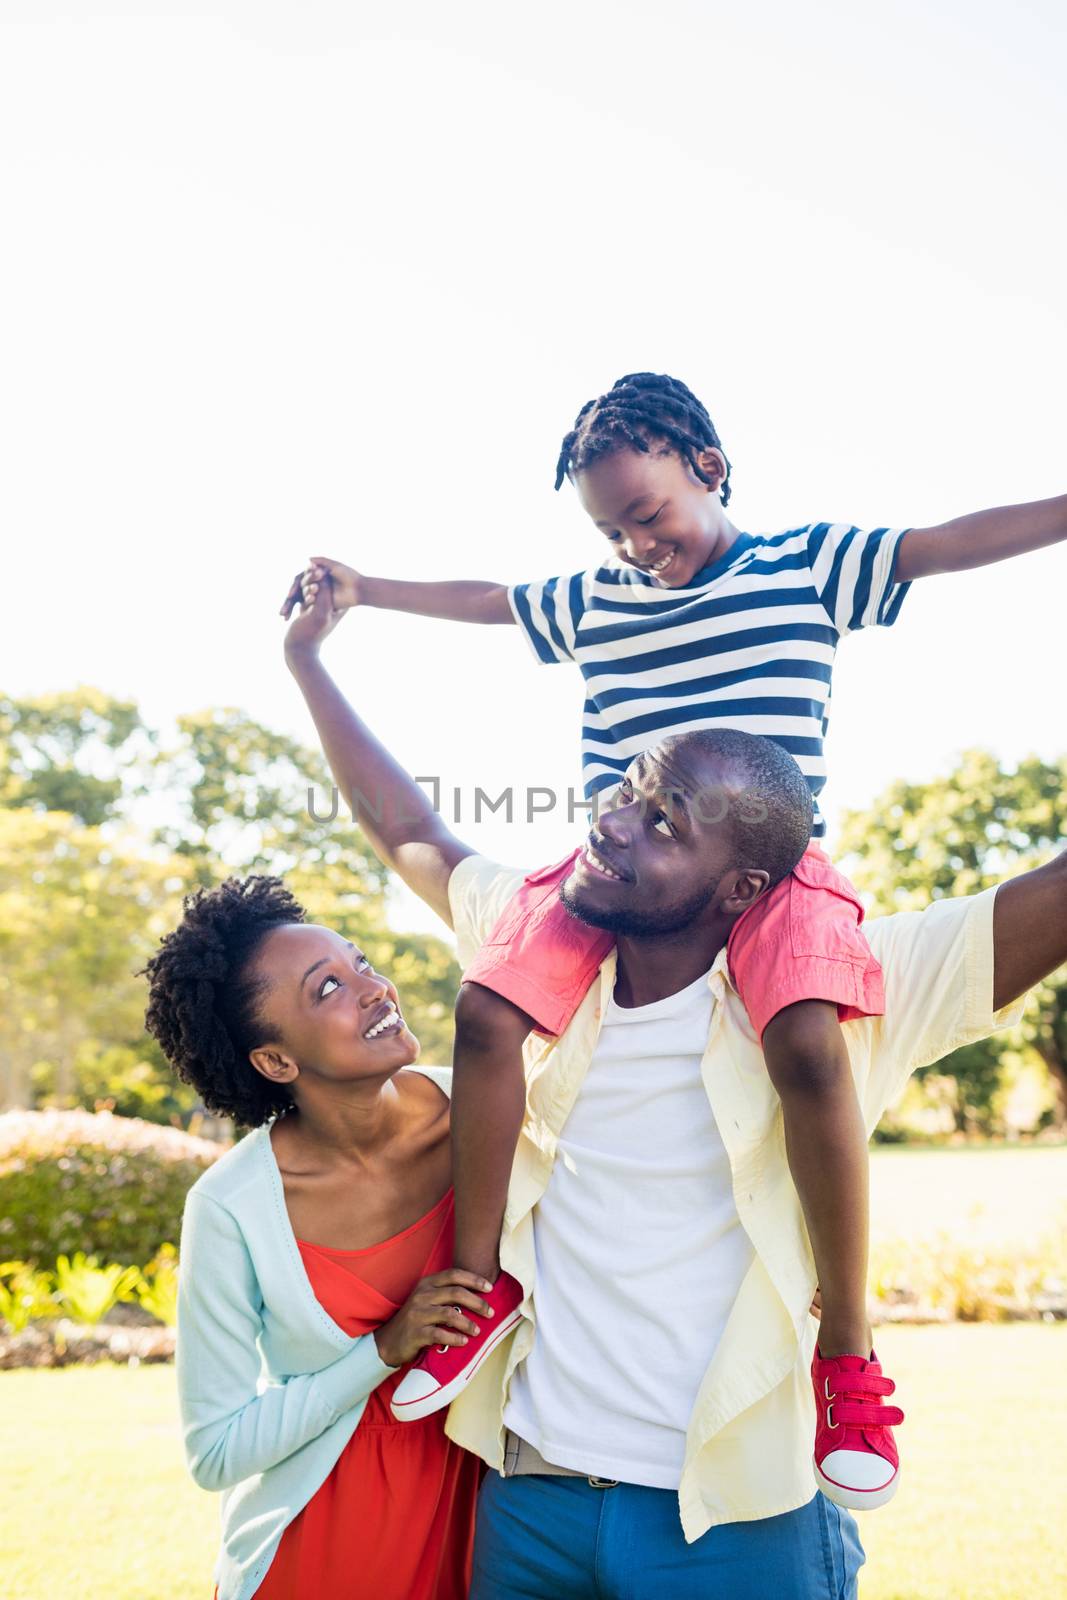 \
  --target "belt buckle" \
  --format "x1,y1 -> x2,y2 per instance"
587,1475 -> 619,1490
